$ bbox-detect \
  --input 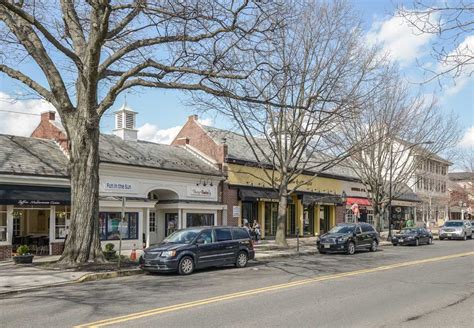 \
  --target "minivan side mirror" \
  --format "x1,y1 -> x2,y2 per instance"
196,238 -> 205,245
